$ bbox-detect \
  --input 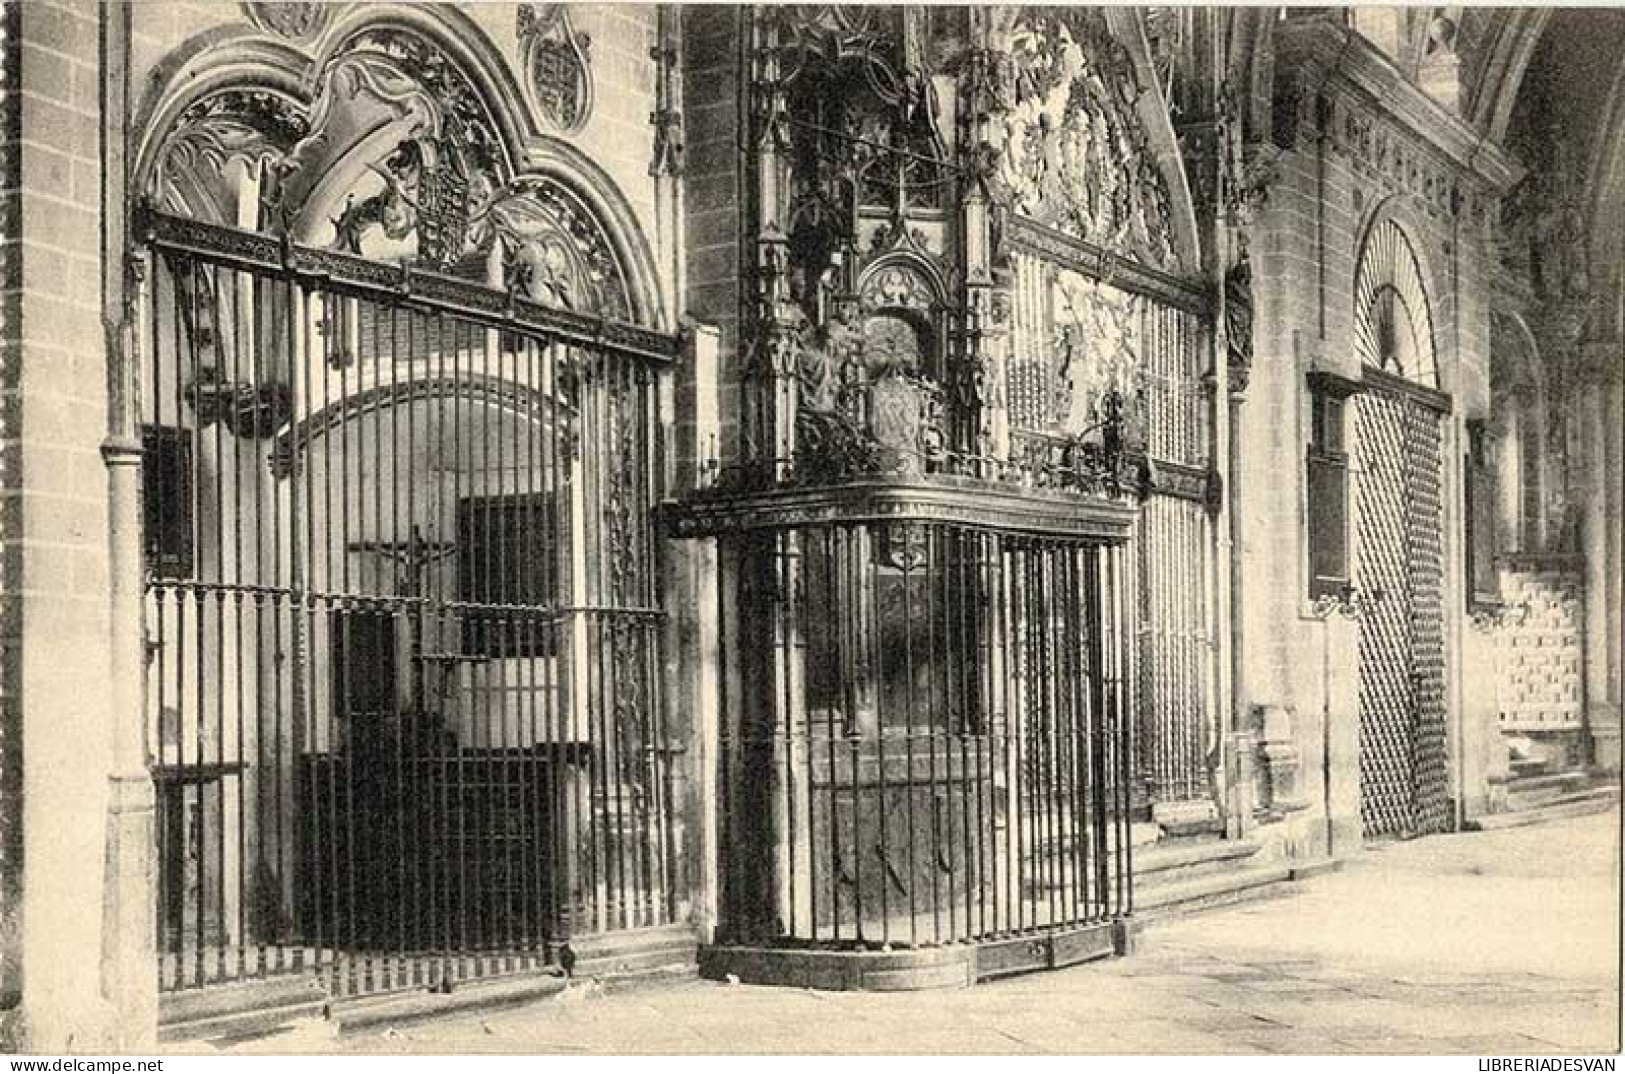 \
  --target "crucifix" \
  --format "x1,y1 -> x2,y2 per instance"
346,524 -> 464,752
